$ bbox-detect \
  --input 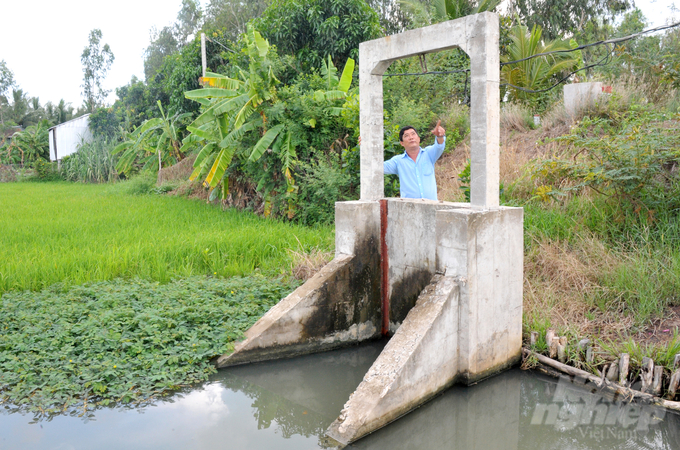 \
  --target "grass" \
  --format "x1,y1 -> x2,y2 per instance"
0,181 -> 334,294
510,82 -> 680,389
